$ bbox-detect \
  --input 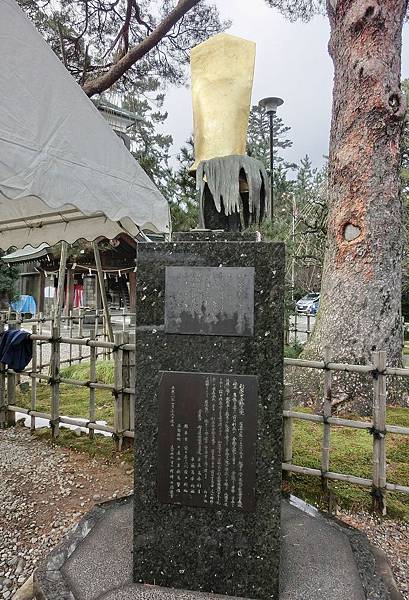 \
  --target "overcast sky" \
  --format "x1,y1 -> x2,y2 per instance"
164,0 -> 409,171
